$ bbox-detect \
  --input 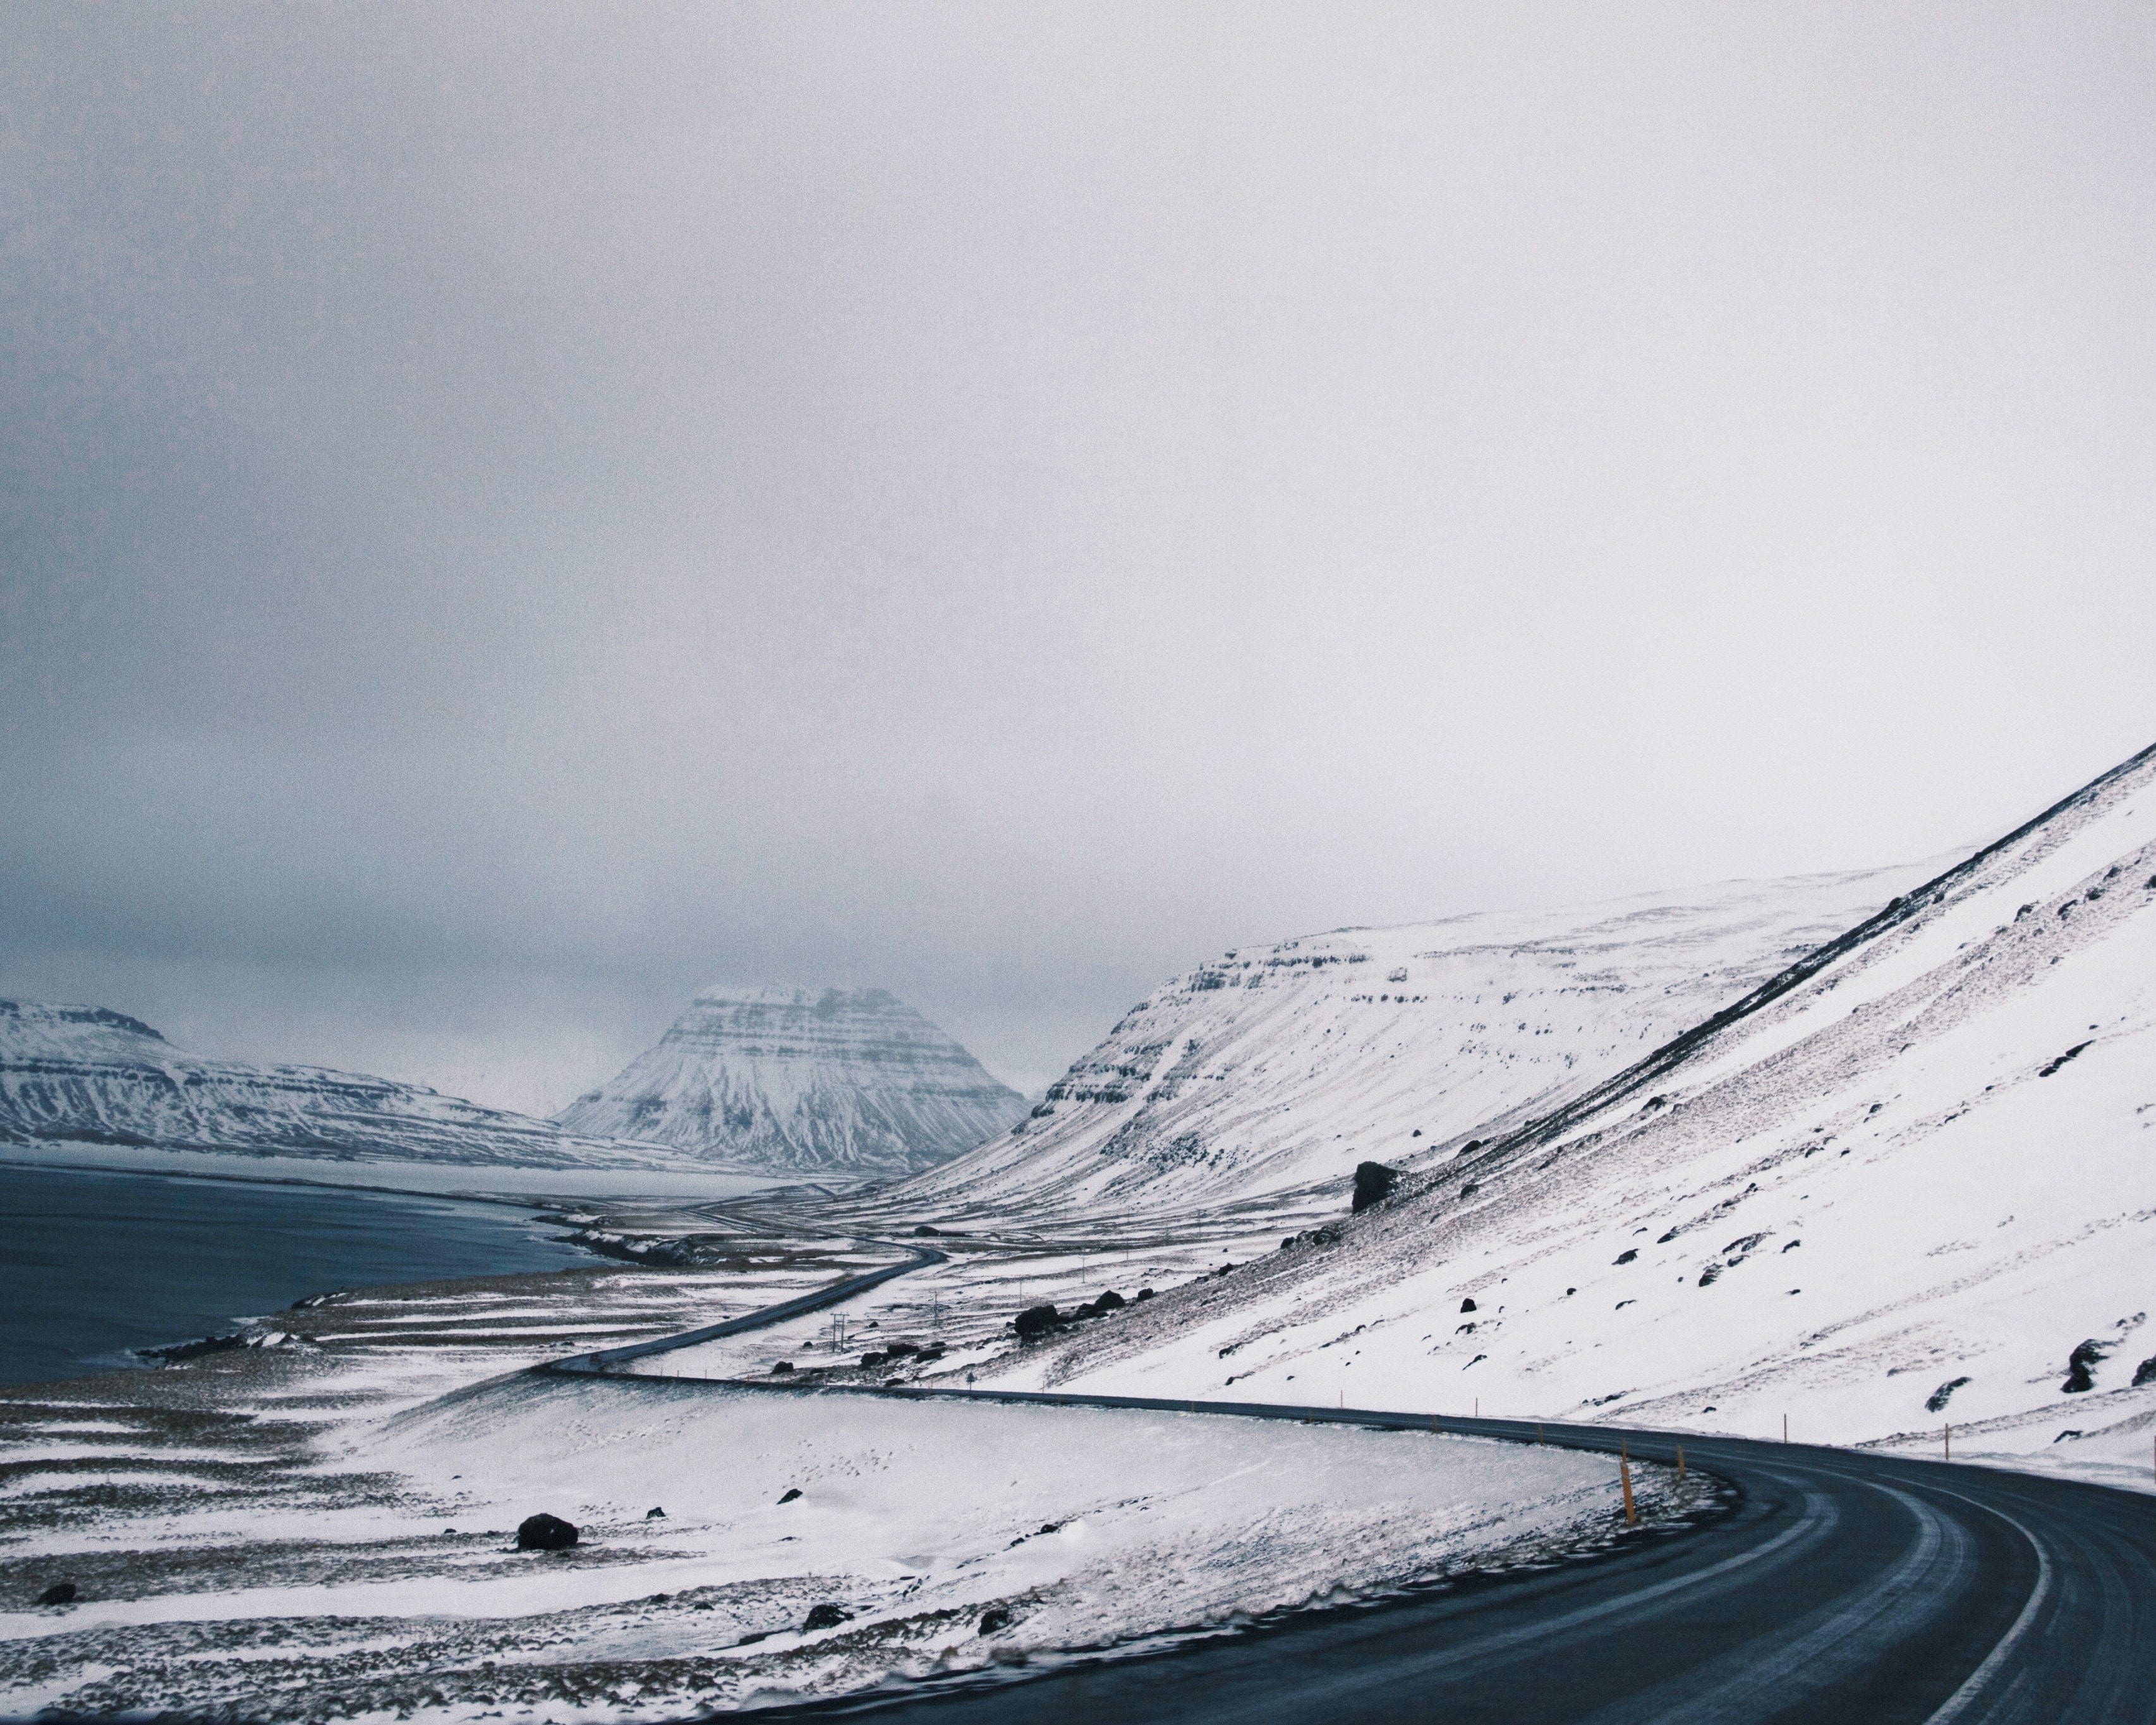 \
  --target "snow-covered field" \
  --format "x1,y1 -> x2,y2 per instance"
0,1367 -> 1676,1721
